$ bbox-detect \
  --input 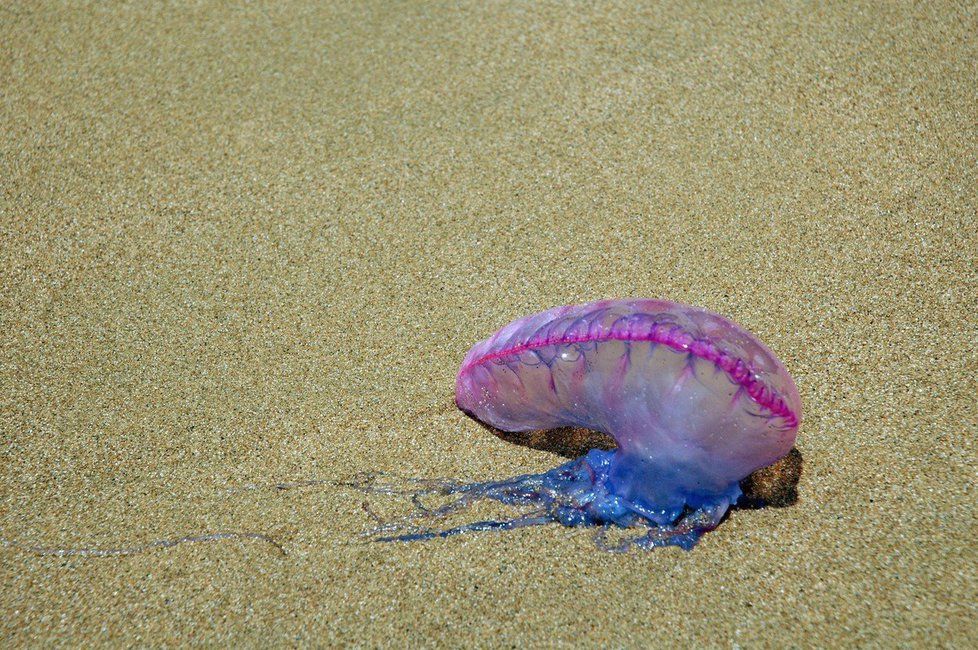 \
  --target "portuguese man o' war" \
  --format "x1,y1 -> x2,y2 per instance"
354,298 -> 802,550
